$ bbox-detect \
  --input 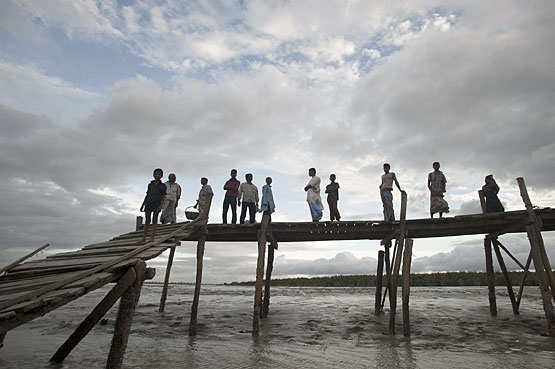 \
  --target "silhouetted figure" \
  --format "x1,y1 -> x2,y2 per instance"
482,175 -> 505,213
